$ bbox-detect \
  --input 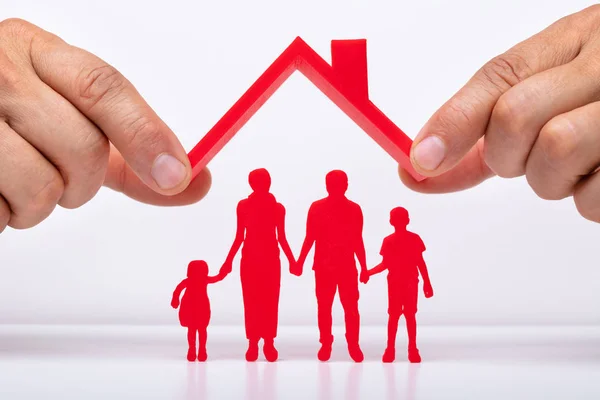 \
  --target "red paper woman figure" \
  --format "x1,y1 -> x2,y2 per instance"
220,168 -> 295,362
171,260 -> 228,362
